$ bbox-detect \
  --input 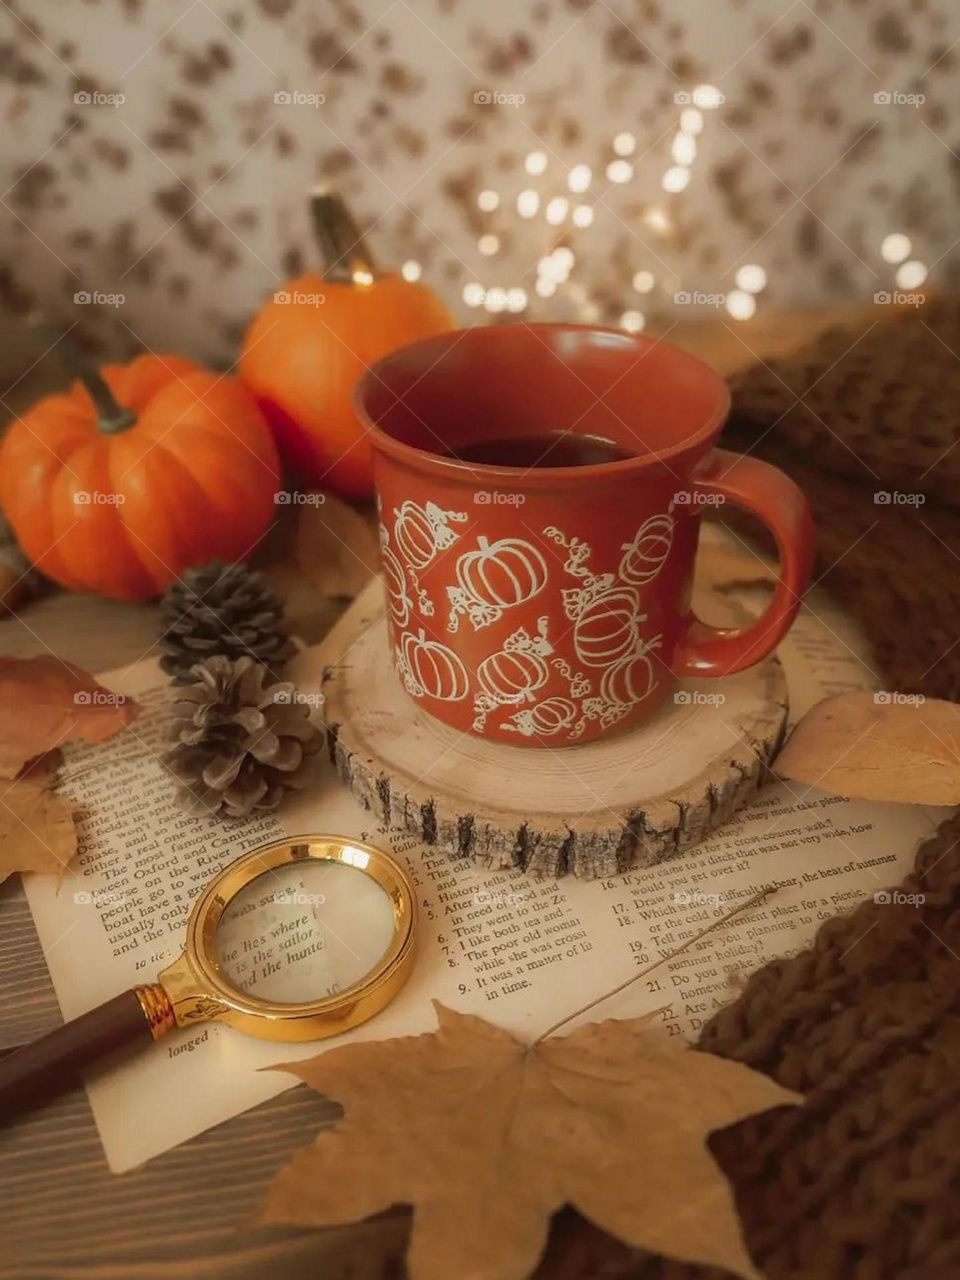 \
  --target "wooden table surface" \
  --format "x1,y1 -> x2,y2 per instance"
0,307 -> 857,1279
